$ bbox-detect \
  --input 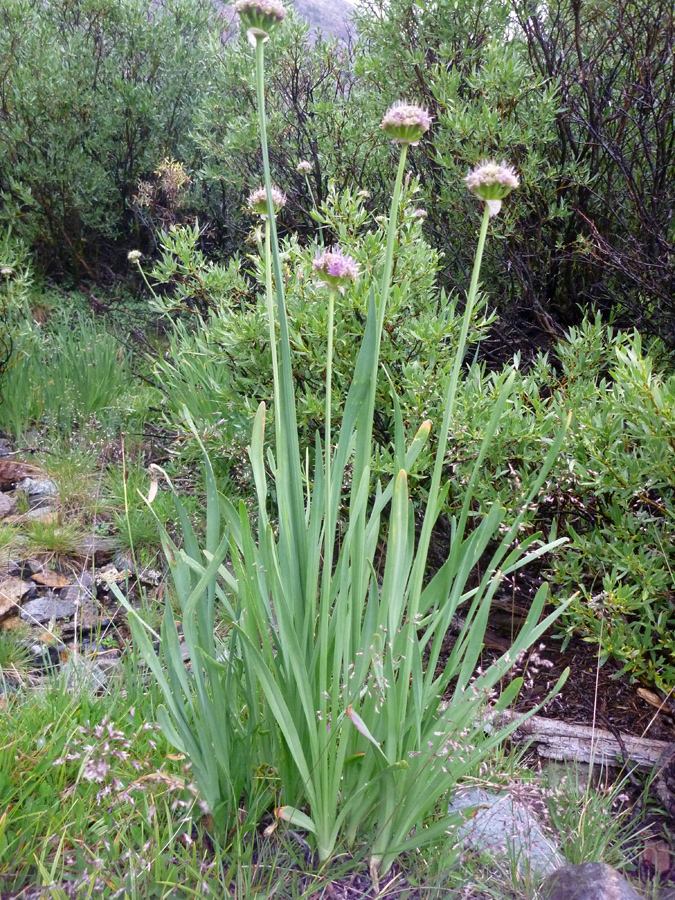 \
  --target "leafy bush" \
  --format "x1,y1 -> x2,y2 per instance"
0,0 -> 219,274
421,315 -> 675,690
148,181 -> 495,479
